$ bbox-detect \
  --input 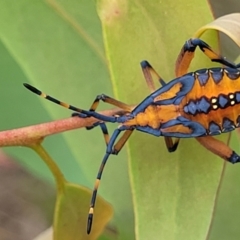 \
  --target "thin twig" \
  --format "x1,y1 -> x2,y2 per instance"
0,108 -> 126,147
